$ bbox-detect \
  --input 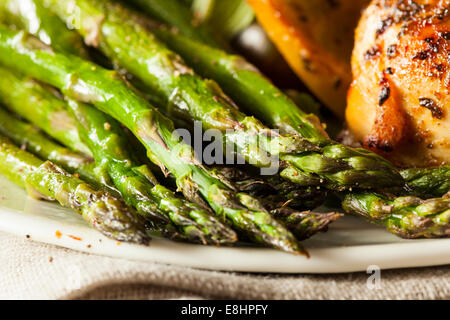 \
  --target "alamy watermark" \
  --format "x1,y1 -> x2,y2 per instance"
174,121 -> 280,175
366,265 -> 382,290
